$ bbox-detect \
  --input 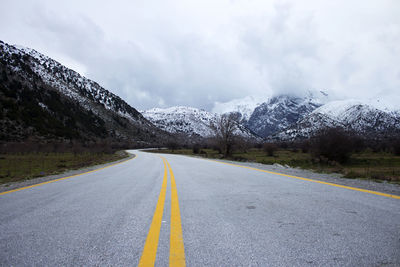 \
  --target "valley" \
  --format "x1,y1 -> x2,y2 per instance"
1,1 -> 399,265
1,39 -> 399,187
